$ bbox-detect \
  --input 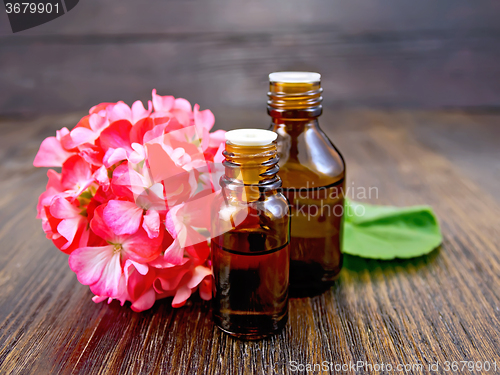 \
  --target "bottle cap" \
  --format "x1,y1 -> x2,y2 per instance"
225,129 -> 277,146
269,71 -> 321,83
